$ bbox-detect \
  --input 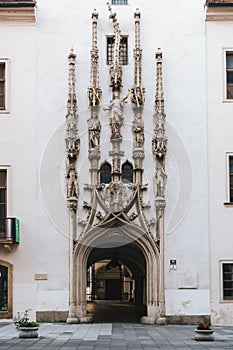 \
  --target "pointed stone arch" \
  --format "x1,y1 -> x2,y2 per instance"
72,223 -> 162,322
